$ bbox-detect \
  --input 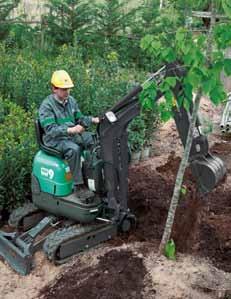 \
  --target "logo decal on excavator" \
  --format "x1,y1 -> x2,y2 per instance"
41,167 -> 54,180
